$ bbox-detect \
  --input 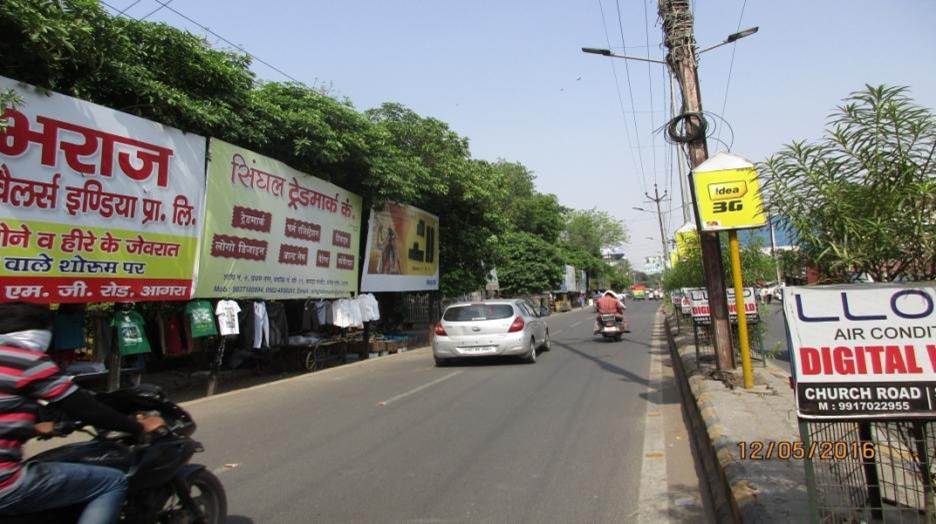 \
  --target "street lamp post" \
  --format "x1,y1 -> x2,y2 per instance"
584,24 -> 759,371
582,26 -> 759,226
